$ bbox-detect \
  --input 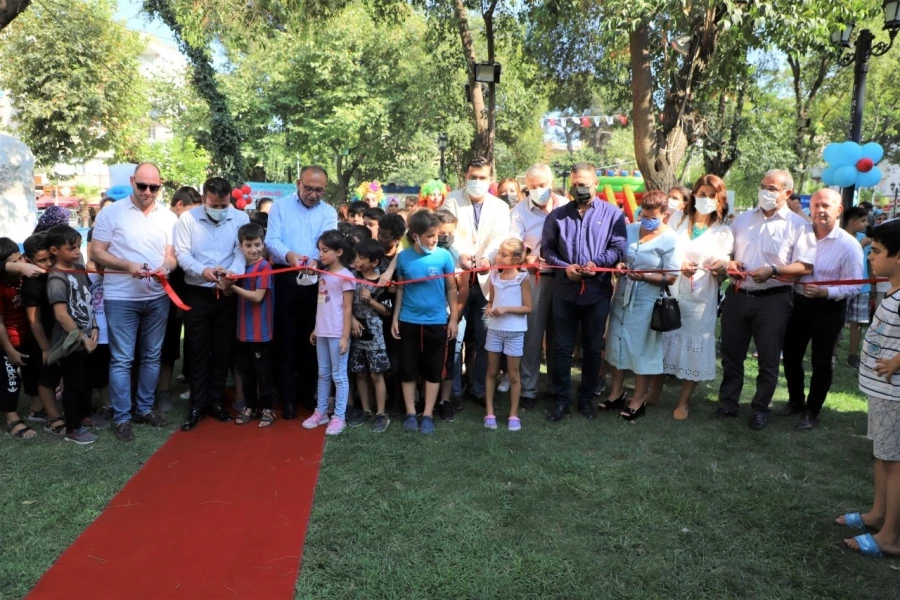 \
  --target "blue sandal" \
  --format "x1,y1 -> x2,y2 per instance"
835,512 -> 866,529
850,533 -> 883,557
